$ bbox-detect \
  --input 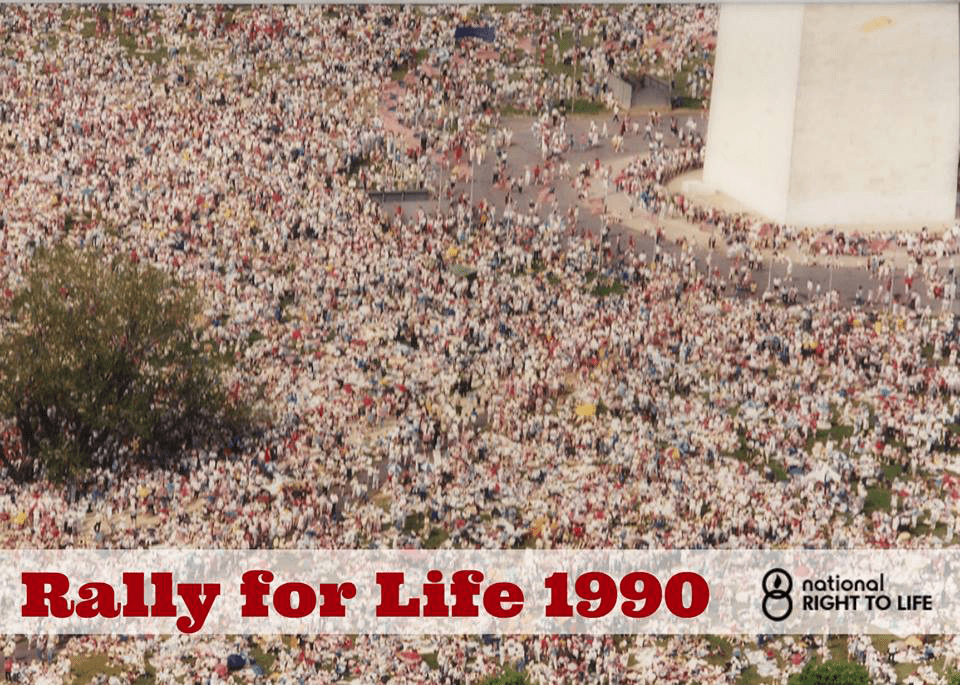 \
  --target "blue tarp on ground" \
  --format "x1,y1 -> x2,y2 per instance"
454,26 -> 495,42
